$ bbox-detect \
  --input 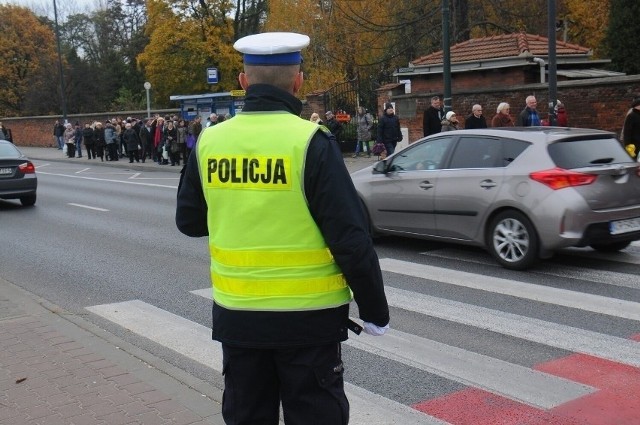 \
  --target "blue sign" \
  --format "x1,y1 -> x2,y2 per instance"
207,68 -> 218,84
